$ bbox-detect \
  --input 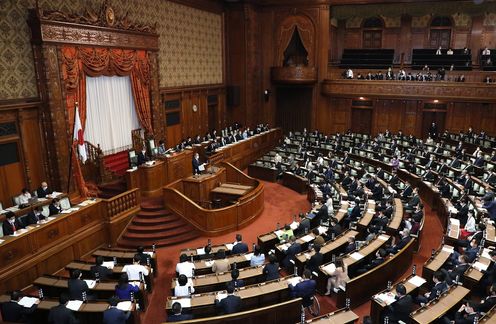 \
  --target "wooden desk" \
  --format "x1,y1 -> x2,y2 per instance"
171,265 -> 265,294
282,172 -> 308,194
126,160 -> 166,198
166,276 -> 296,318
183,168 -> 227,203
92,248 -> 157,274
410,285 -> 470,324
248,164 -> 278,182
306,308 -> 359,323
422,245 -> 453,287
211,184 -> 253,202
